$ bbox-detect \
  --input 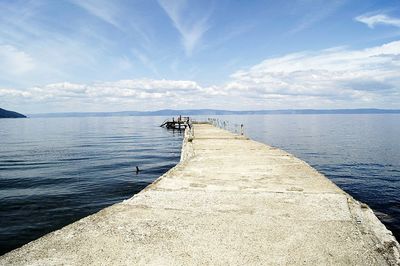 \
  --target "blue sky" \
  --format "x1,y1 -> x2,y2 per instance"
1,0 -> 400,113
